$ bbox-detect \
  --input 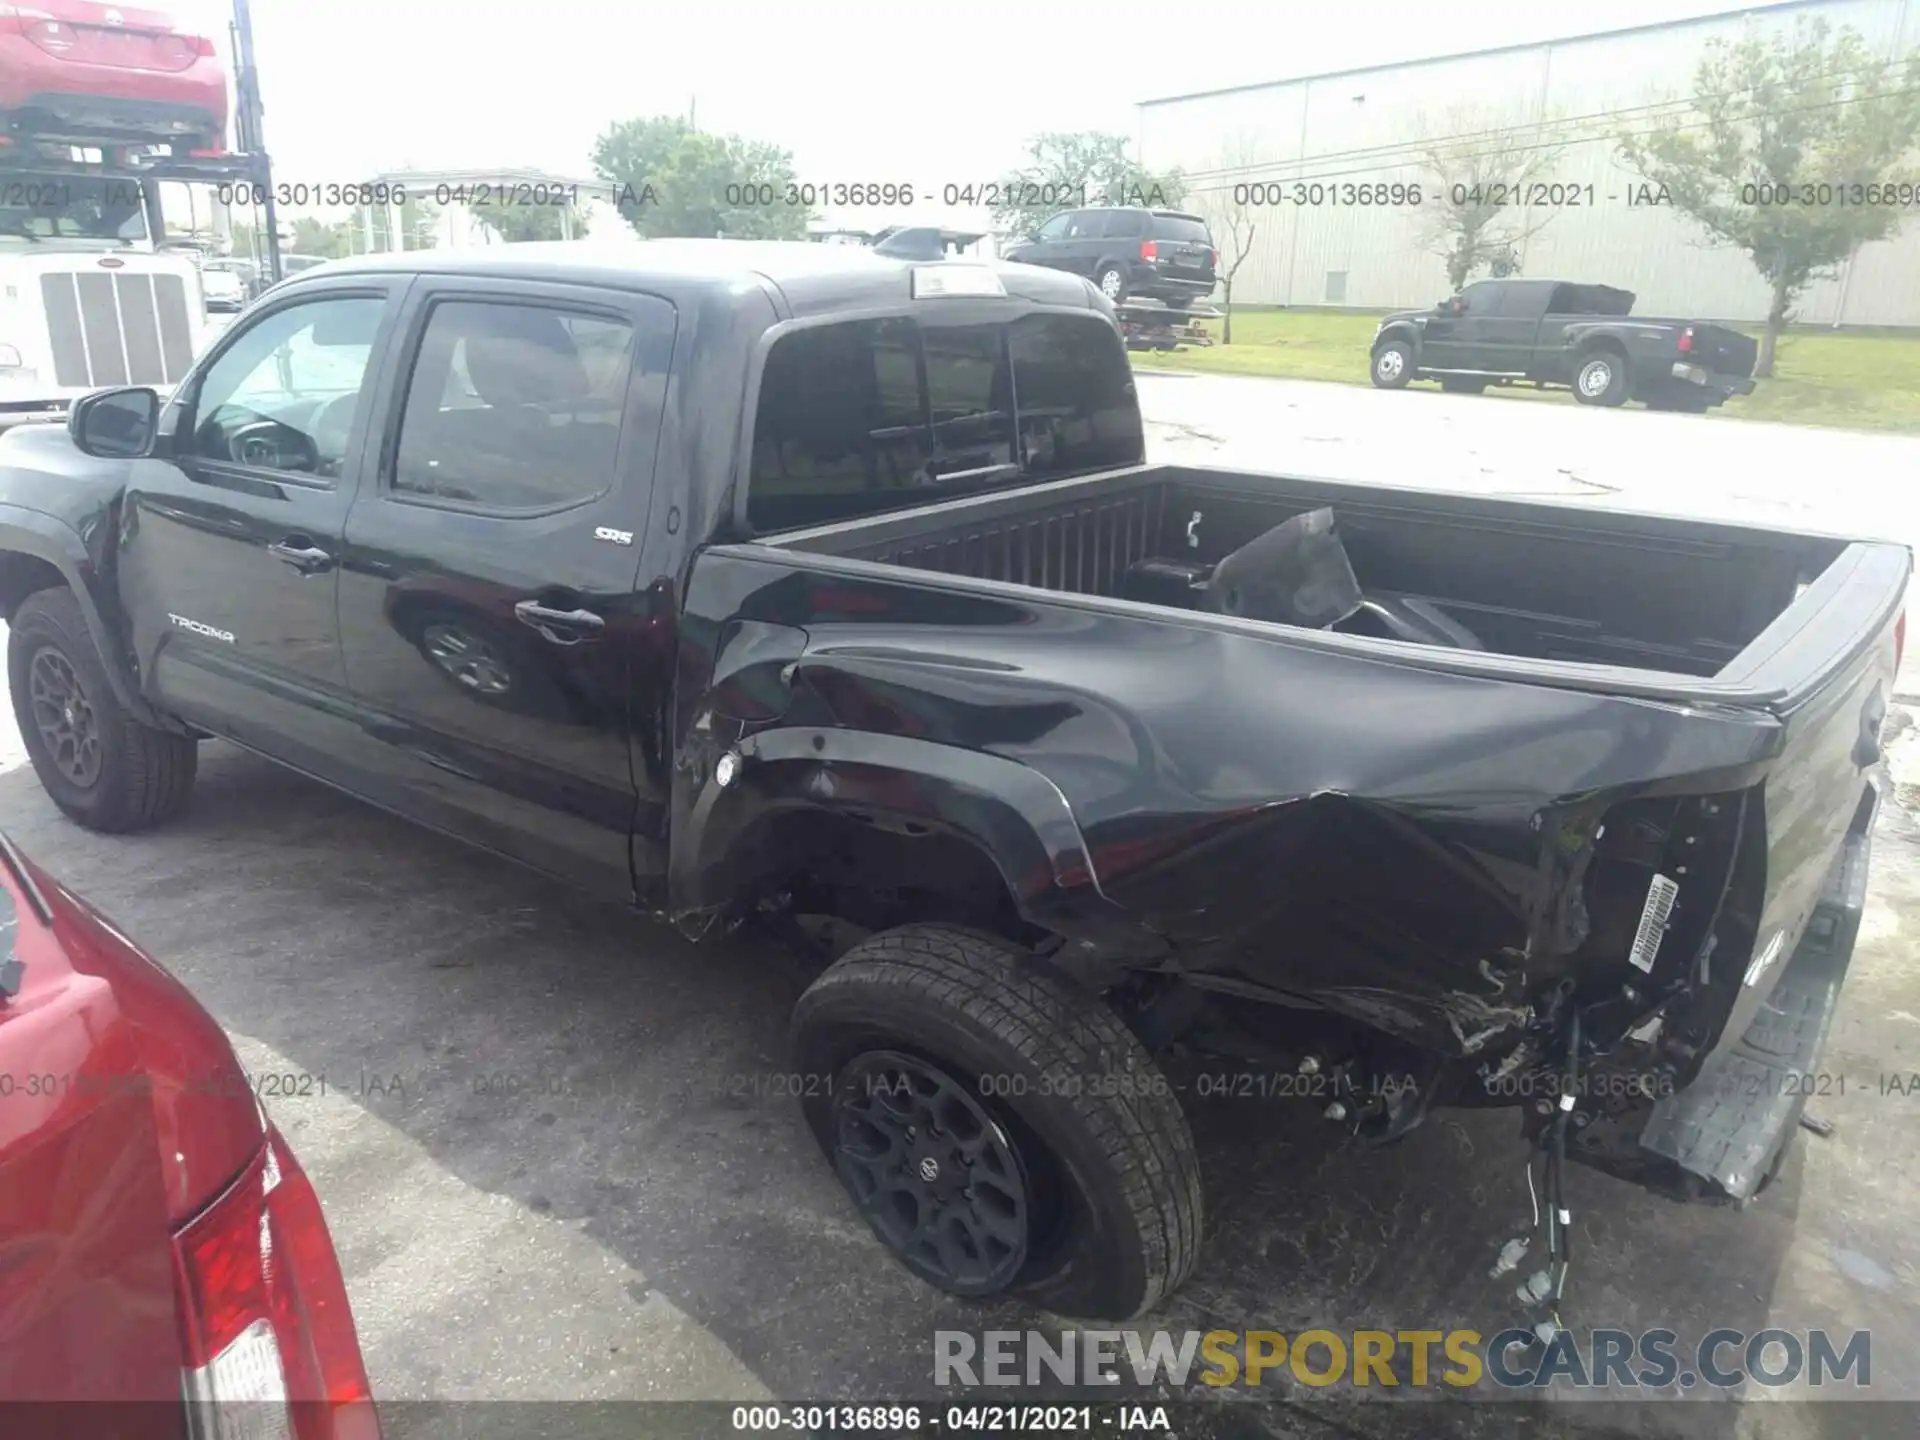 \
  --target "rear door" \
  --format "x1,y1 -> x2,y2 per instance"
1099,206 -> 1147,273
1148,212 -> 1216,289
1485,280 -> 1552,374
116,276 -> 405,777
333,276 -> 677,901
